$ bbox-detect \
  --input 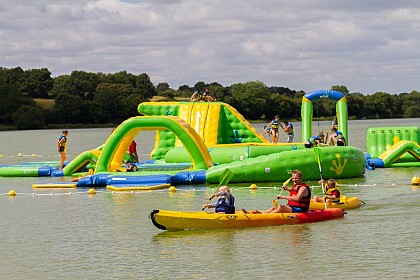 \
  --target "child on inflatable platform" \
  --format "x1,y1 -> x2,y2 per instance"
261,125 -> 272,141
304,132 -> 324,148
266,115 -> 280,144
202,186 -> 235,214
329,128 -> 346,146
125,161 -> 138,172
